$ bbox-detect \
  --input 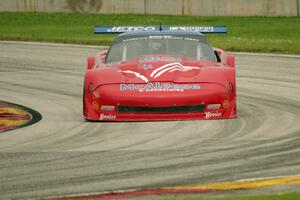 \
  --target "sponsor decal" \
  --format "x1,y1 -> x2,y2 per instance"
205,112 -> 222,119
88,83 -> 93,92
100,105 -> 115,111
92,101 -> 99,110
143,64 -> 152,70
223,99 -> 229,109
122,35 -> 200,43
148,35 -> 200,41
170,26 -> 213,32
139,56 -> 181,63
107,26 -> 215,33
119,63 -> 199,83
119,70 -> 149,83
100,114 -> 116,120
207,104 -> 221,110
150,63 -> 199,79
122,37 -> 148,42
110,26 -> 156,32
119,63 -> 200,92
120,82 -> 200,92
